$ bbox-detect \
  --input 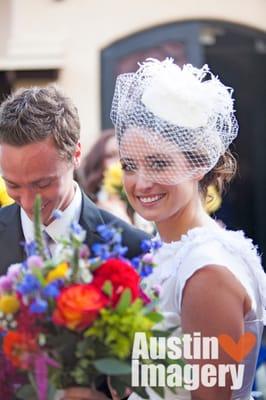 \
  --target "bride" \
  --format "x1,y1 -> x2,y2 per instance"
109,58 -> 266,400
